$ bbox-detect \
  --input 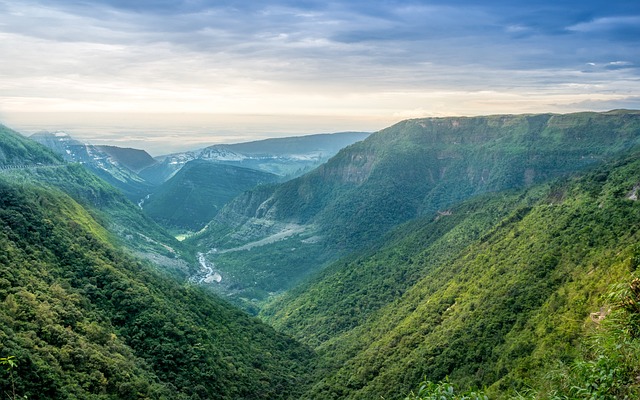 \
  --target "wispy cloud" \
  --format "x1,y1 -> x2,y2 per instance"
0,0 -> 639,152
